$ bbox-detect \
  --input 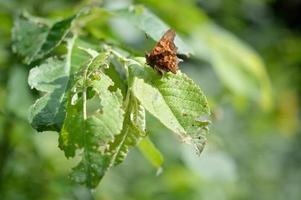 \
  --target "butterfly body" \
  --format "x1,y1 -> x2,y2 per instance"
145,29 -> 179,74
